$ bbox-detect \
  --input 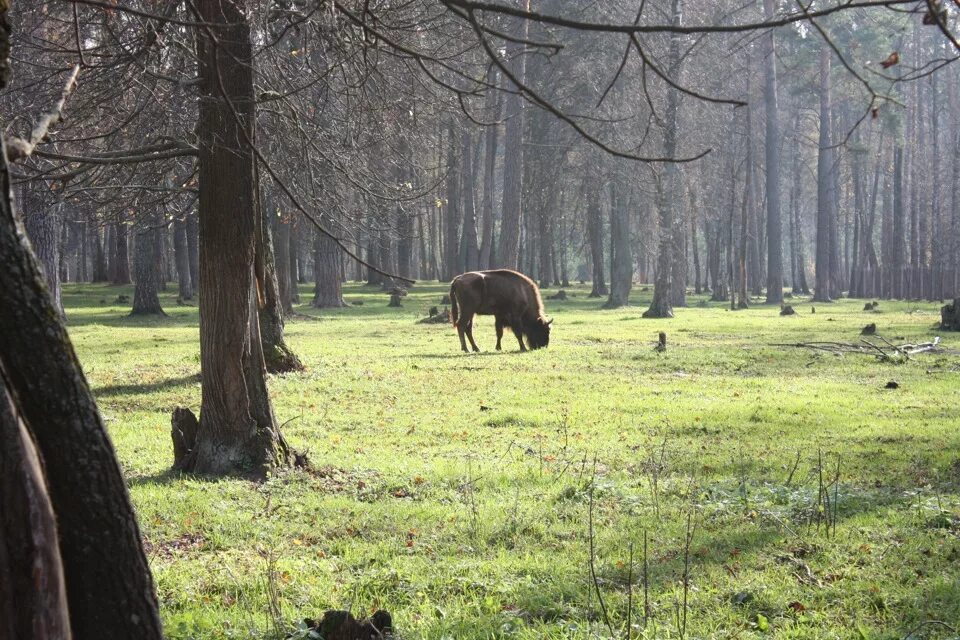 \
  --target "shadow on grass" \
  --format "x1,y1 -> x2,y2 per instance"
94,373 -> 200,397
